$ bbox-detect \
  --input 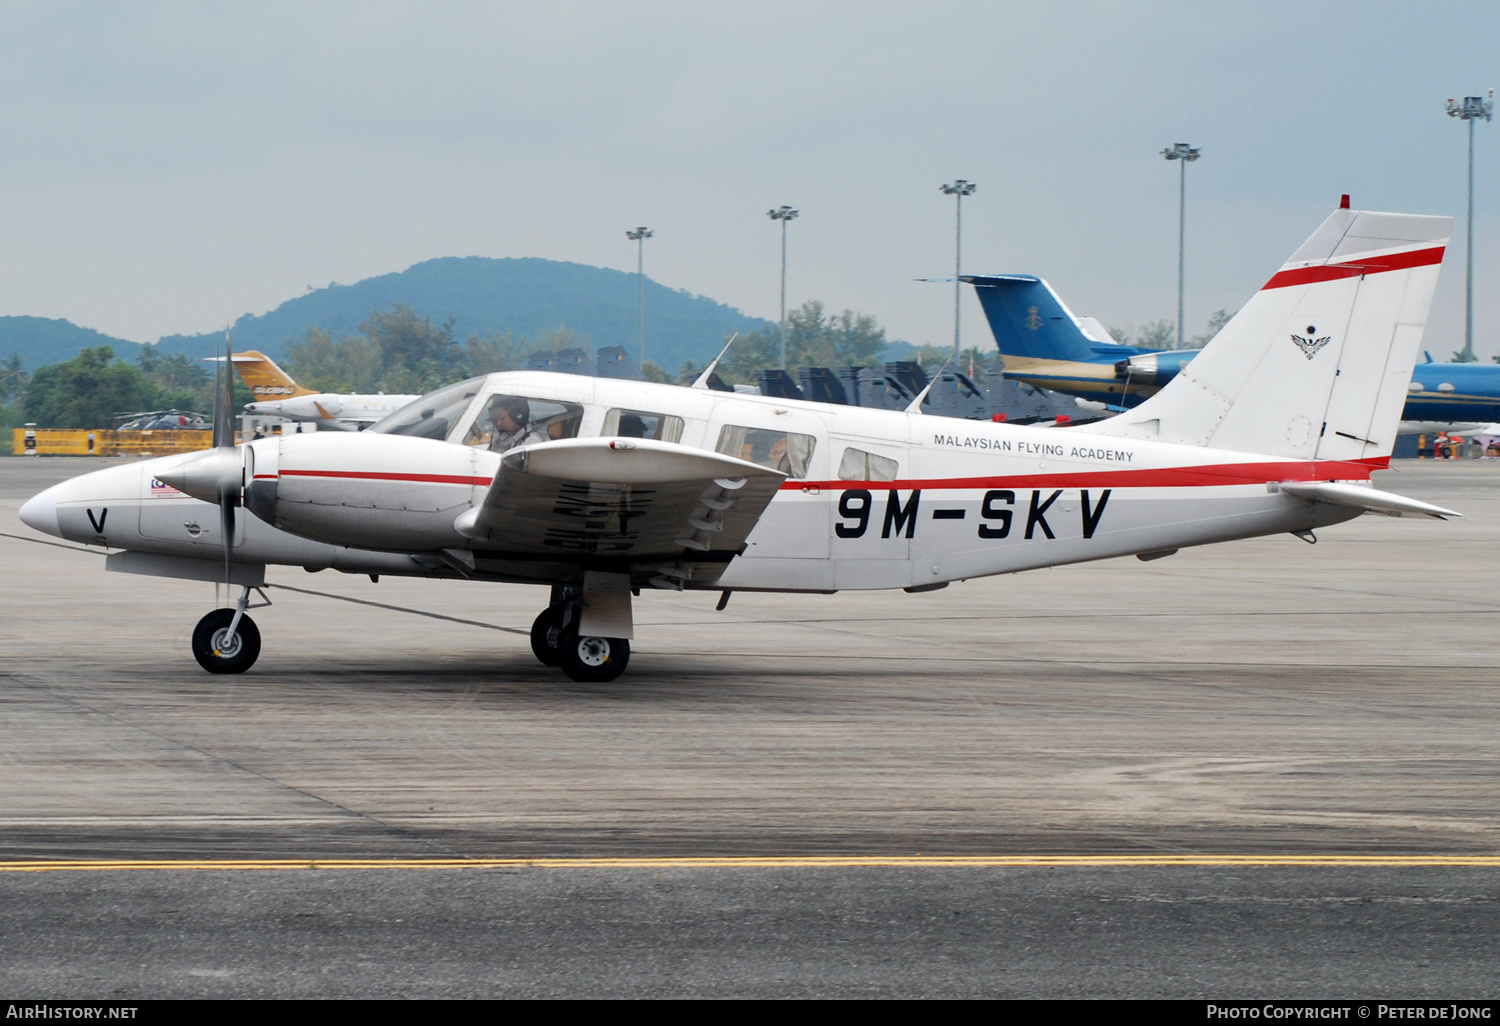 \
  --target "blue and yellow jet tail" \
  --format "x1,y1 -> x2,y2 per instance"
963,274 -> 1175,408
